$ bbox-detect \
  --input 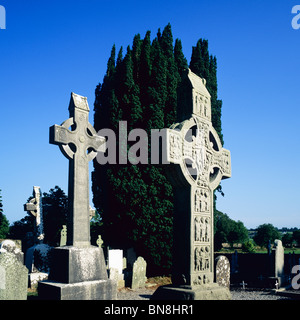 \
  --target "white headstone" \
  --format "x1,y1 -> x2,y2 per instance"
108,249 -> 123,275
